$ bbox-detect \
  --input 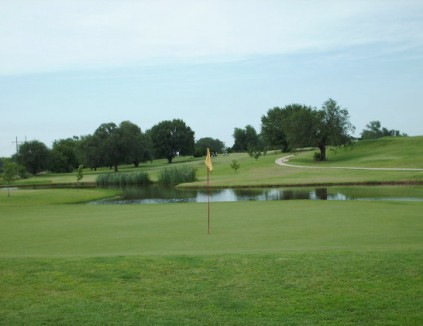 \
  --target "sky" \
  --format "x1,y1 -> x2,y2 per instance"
1,0 -> 423,157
